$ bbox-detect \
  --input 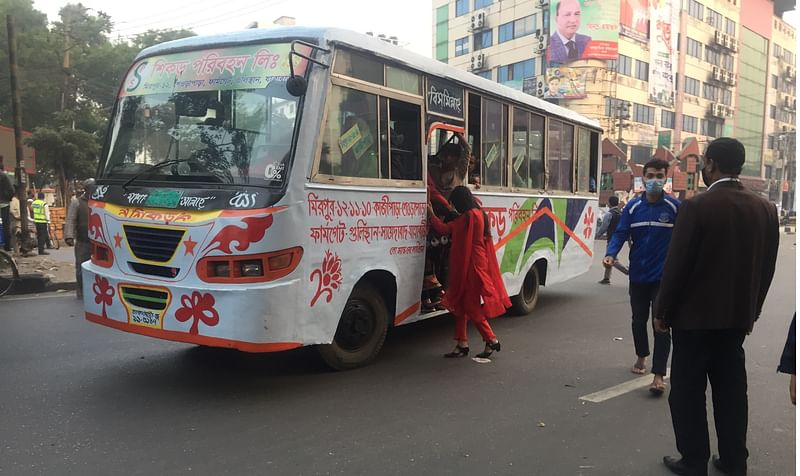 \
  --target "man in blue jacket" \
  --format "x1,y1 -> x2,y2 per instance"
603,158 -> 680,396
